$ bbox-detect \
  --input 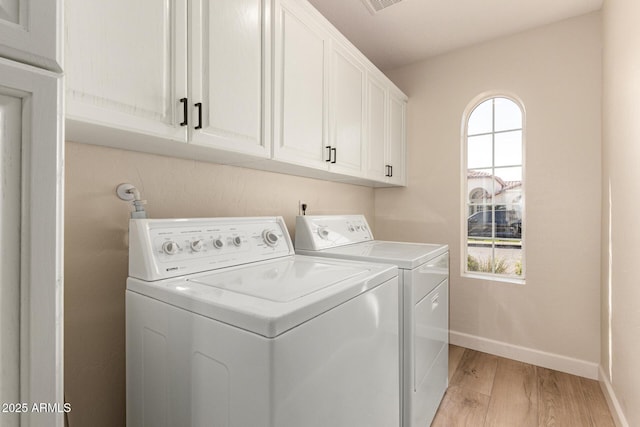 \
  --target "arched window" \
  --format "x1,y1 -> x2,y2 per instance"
464,96 -> 525,280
